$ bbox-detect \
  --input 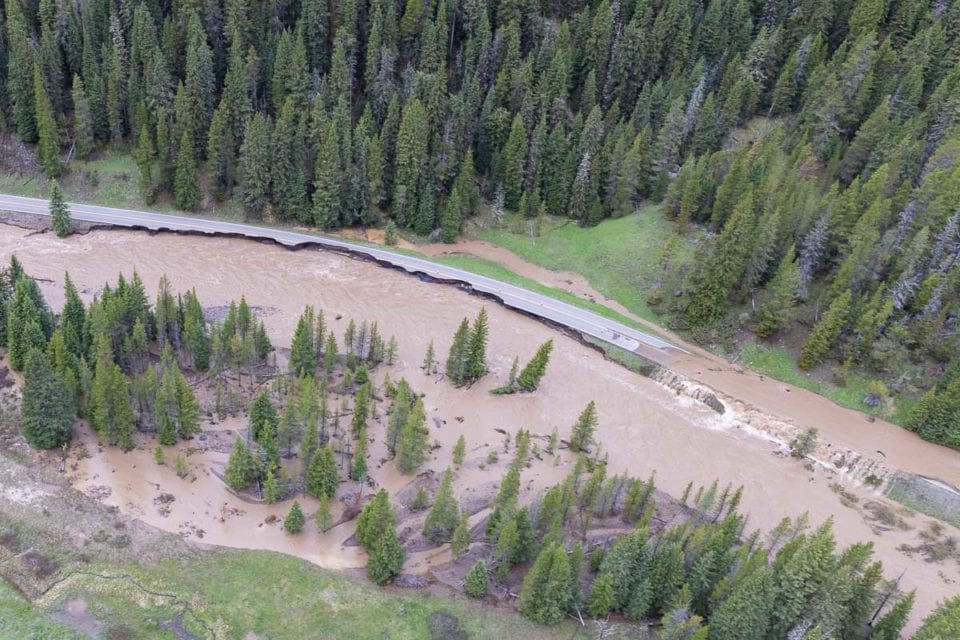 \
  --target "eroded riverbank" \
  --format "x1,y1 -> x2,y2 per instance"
4,223 -> 958,631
